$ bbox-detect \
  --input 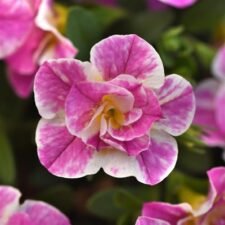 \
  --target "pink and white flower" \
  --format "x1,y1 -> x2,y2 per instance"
34,34 -> 195,185
194,45 -> 225,148
156,0 -> 197,8
93,0 -> 197,9
0,0 -> 77,98
0,185 -> 71,225
136,167 -> 225,225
